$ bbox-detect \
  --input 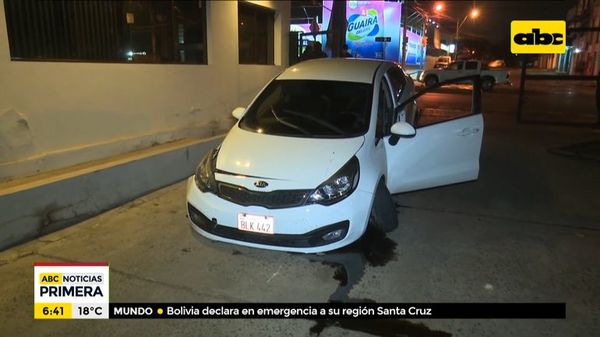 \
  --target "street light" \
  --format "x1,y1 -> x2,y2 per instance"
433,3 -> 480,60
454,7 -> 479,59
